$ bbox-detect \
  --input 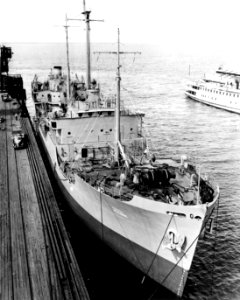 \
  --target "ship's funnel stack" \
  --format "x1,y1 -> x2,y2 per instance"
53,66 -> 62,78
